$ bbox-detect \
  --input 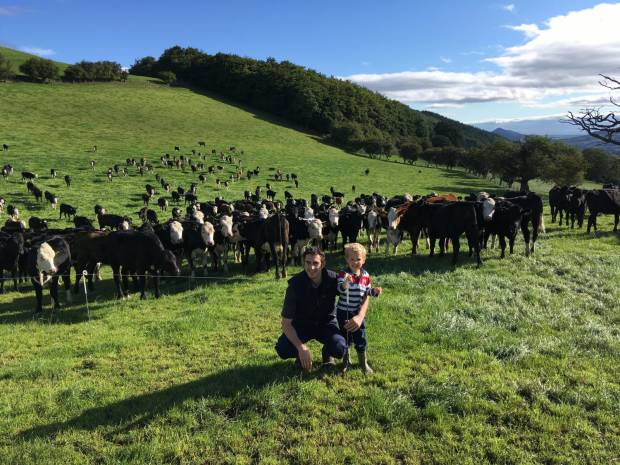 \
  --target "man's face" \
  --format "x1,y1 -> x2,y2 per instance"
304,253 -> 324,281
